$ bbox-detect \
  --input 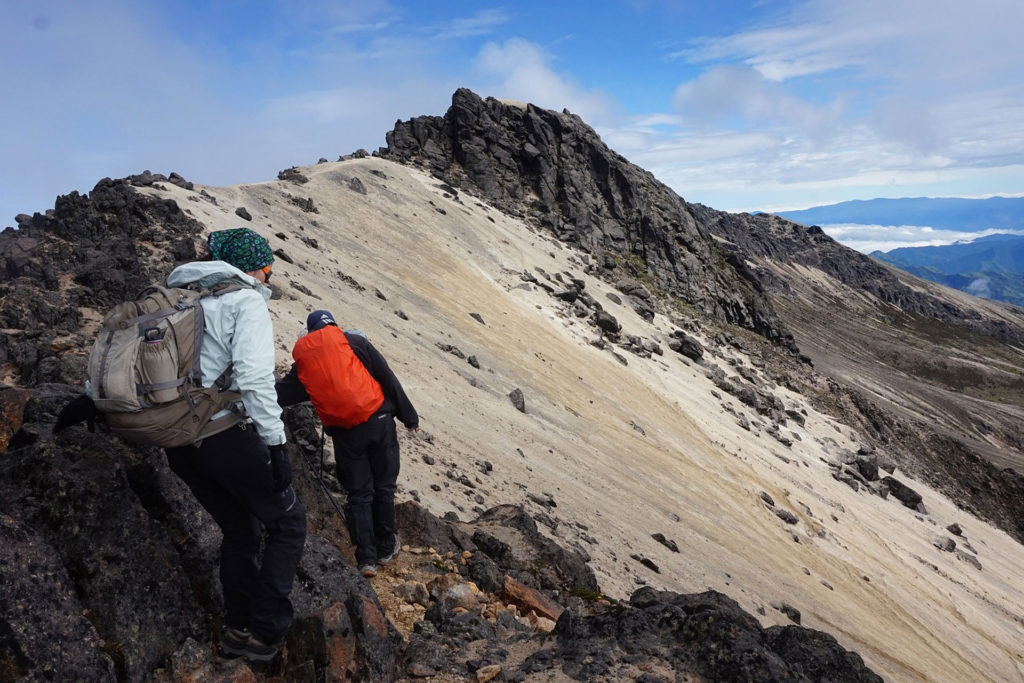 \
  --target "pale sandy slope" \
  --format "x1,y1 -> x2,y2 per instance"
140,158 -> 1024,682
